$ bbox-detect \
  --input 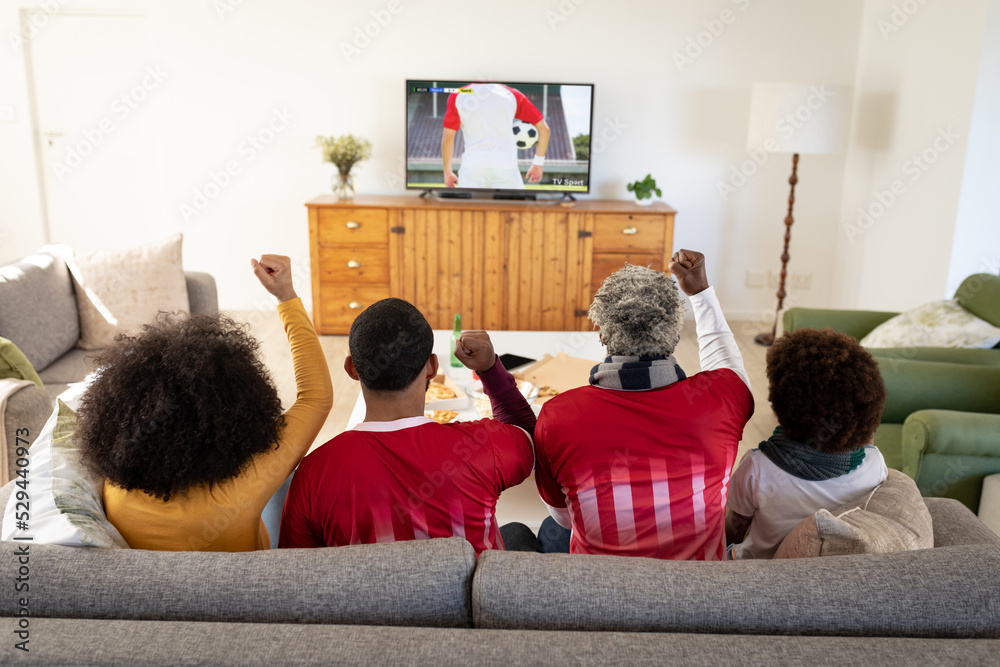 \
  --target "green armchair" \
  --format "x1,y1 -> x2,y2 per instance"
783,273 -> 1000,512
